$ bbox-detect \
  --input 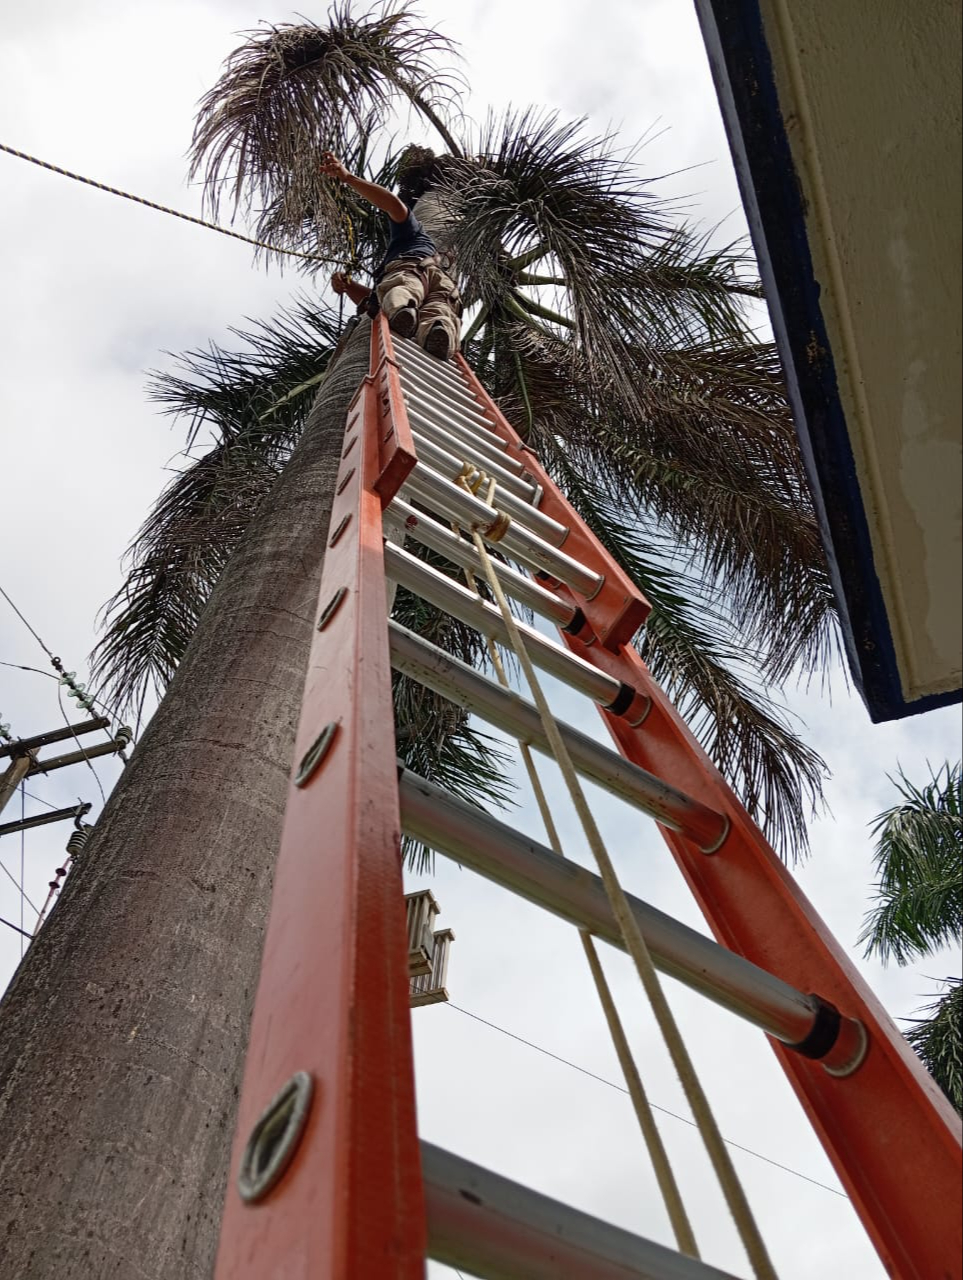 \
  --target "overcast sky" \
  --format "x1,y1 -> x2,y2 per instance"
1,3 -> 960,1278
